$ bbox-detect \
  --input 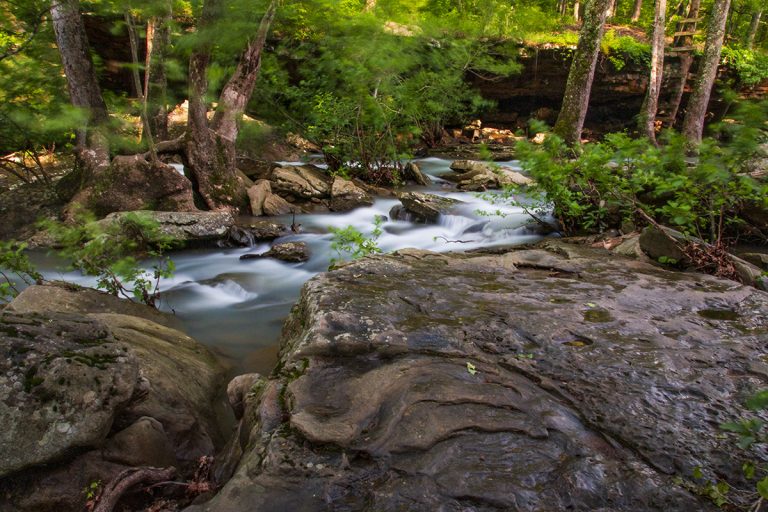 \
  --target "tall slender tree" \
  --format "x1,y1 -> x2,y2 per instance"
681,0 -> 732,145
745,8 -> 763,48
639,0 -> 667,143
553,0 -> 614,146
